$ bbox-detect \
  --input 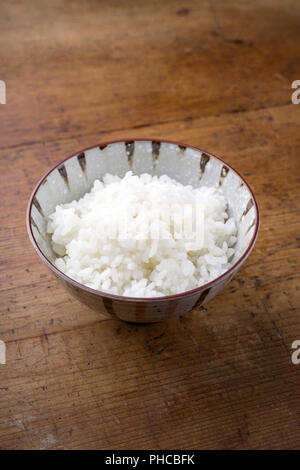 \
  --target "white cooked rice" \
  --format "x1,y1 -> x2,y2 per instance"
47,171 -> 237,297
